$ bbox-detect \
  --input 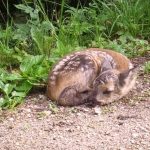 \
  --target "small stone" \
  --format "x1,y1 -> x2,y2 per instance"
26,109 -> 31,112
104,131 -> 110,135
76,126 -> 81,130
16,142 -> 19,145
66,128 -> 72,132
27,114 -> 31,117
94,107 -> 102,115
77,113 -> 81,116
81,108 -> 89,112
99,118 -> 104,122
130,140 -> 135,144
66,120 -> 70,123
119,147 -> 126,150
44,111 -> 51,116
9,118 -> 14,121
39,94 -> 46,99
132,133 -> 139,139
112,106 -> 117,111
